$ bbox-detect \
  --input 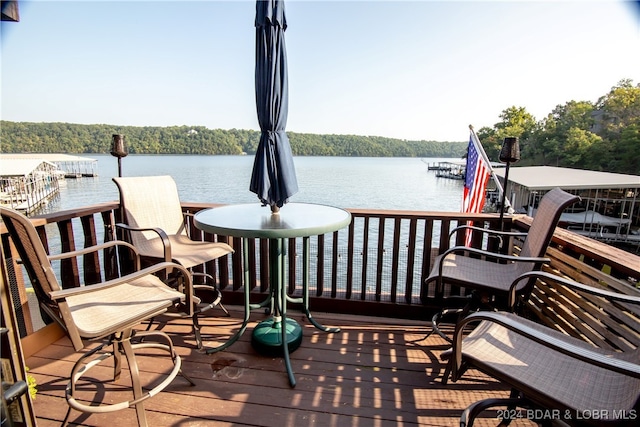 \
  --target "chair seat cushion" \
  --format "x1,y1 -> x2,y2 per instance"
461,315 -> 640,413
66,277 -> 184,339
427,253 -> 523,294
